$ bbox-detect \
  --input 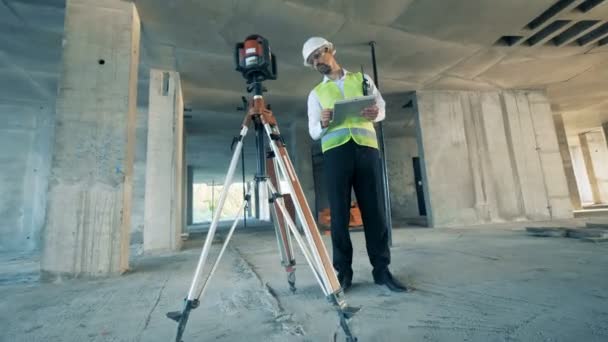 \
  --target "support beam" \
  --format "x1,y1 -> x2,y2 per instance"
579,132 -> 602,204
41,0 -> 140,279
553,114 -> 582,210
187,166 -> 193,226
143,69 -> 185,252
